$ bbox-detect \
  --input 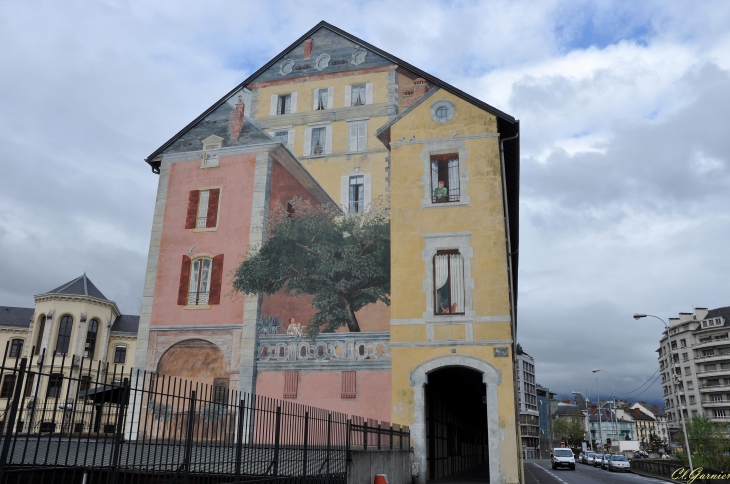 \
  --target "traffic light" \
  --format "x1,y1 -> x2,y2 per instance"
561,438 -> 566,446
606,438 -> 612,445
